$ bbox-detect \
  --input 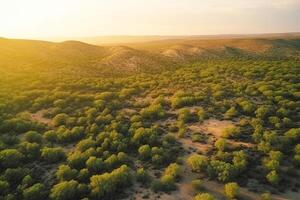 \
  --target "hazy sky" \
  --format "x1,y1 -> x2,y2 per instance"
1,0 -> 300,39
